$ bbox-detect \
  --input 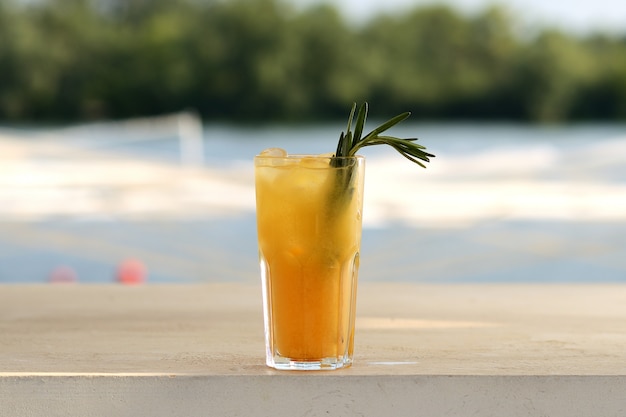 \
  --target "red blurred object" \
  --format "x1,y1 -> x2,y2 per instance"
116,259 -> 147,285
48,266 -> 78,283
